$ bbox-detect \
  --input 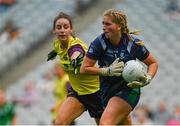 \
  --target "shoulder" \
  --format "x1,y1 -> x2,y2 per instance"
69,37 -> 88,52
96,33 -> 107,43
86,34 -> 105,59
71,37 -> 84,44
71,37 -> 87,47
91,33 -> 107,48
73,37 -> 84,43
53,38 -> 59,44
53,38 -> 60,49
130,34 -> 144,46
